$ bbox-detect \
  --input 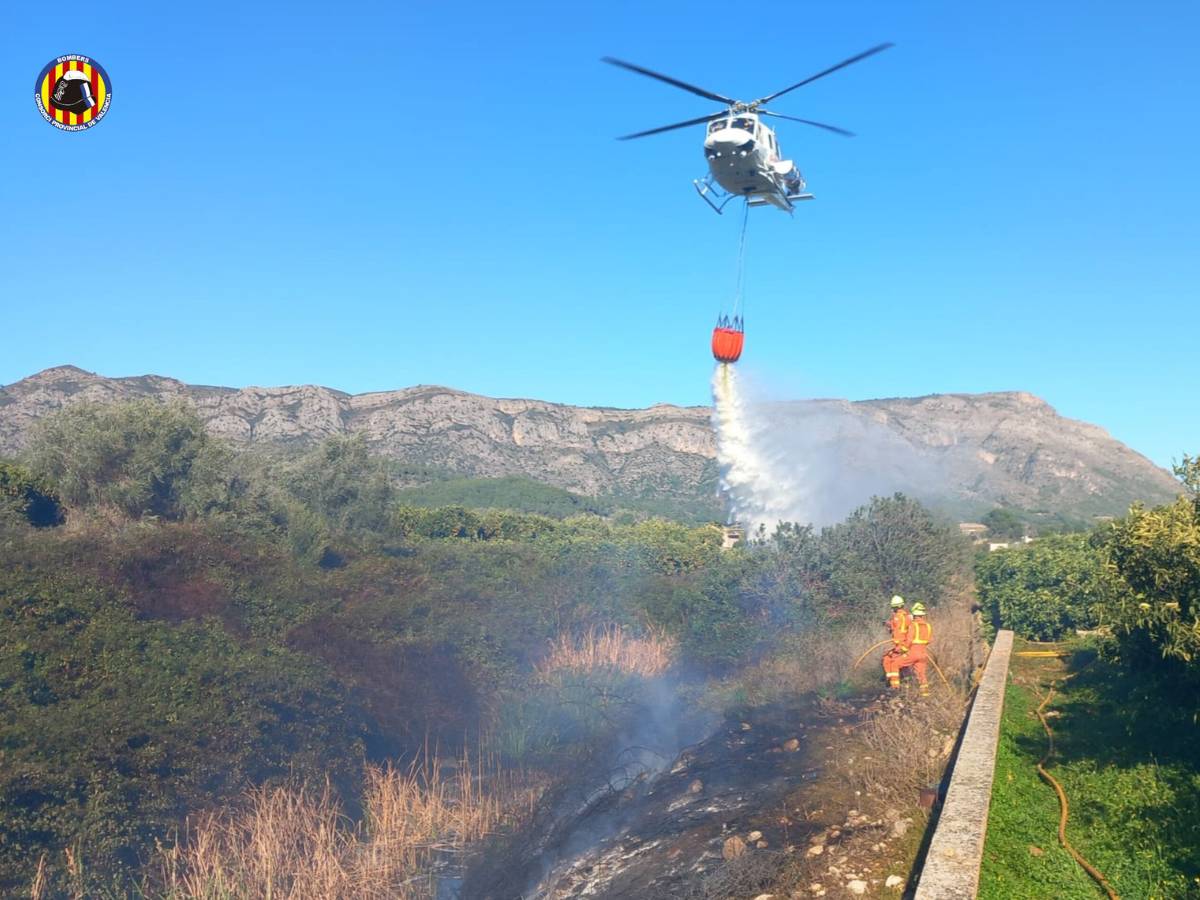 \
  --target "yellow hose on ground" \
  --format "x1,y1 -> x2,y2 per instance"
1033,683 -> 1120,900
1016,650 -> 1071,658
